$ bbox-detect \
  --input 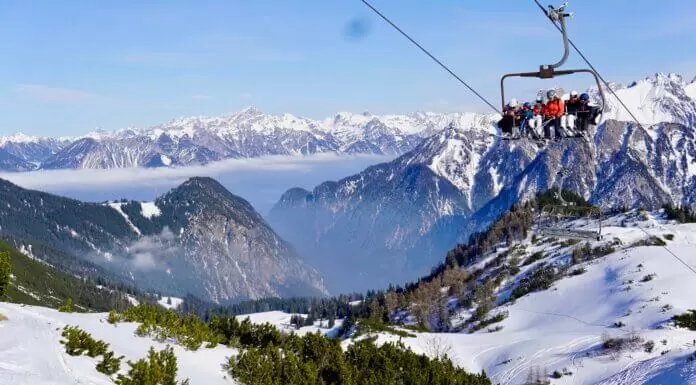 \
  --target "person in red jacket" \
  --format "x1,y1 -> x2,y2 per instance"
544,89 -> 564,140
